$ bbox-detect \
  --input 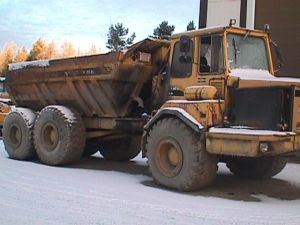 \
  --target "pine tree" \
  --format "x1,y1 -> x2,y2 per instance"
106,23 -> 136,52
29,38 -> 47,60
15,47 -> 29,62
153,21 -> 175,38
187,21 -> 196,31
